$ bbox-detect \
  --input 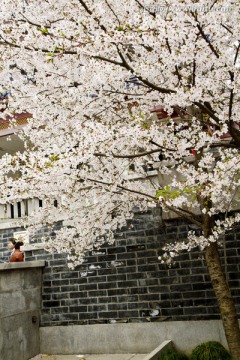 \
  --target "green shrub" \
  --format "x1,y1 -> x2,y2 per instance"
190,341 -> 231,360
159,349 -> 189,360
